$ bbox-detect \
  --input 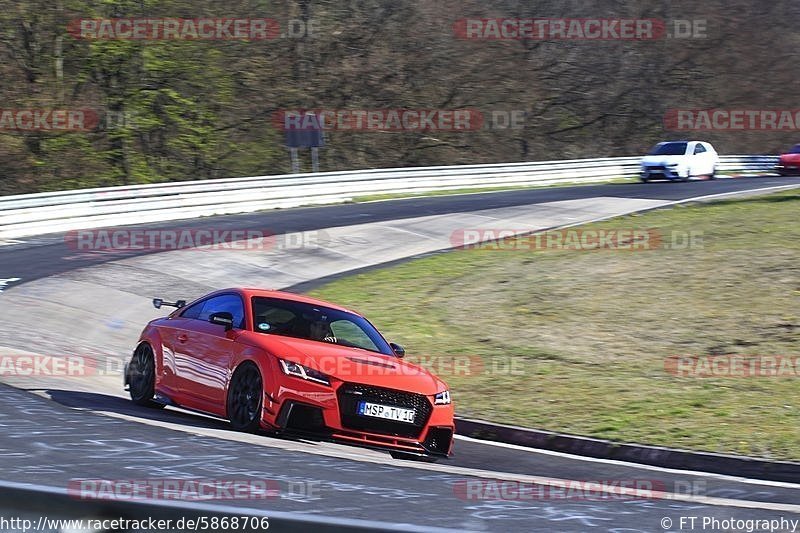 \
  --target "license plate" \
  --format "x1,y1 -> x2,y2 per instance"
358,401 -> 415,423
